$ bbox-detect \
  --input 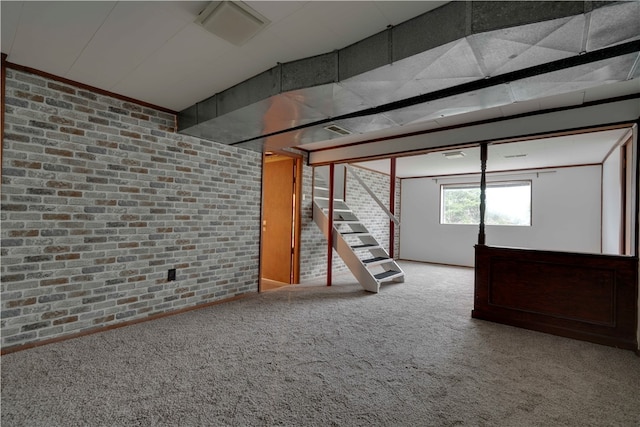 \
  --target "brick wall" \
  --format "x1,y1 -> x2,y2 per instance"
345,165 -> 400,257
298,164 -> 348,283
1,68 -> 262,350
298,164 -> 399,284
